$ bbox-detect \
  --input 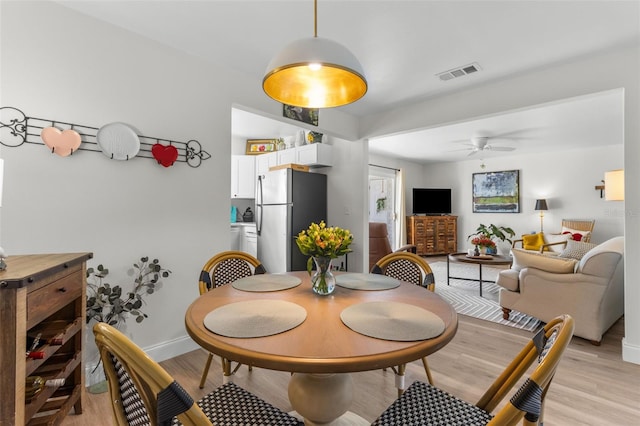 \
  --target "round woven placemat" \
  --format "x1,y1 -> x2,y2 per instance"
204,300 -> 307,338
232,274 -> 302,292
336,273 -> 401,290
340,301 -> 445,341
